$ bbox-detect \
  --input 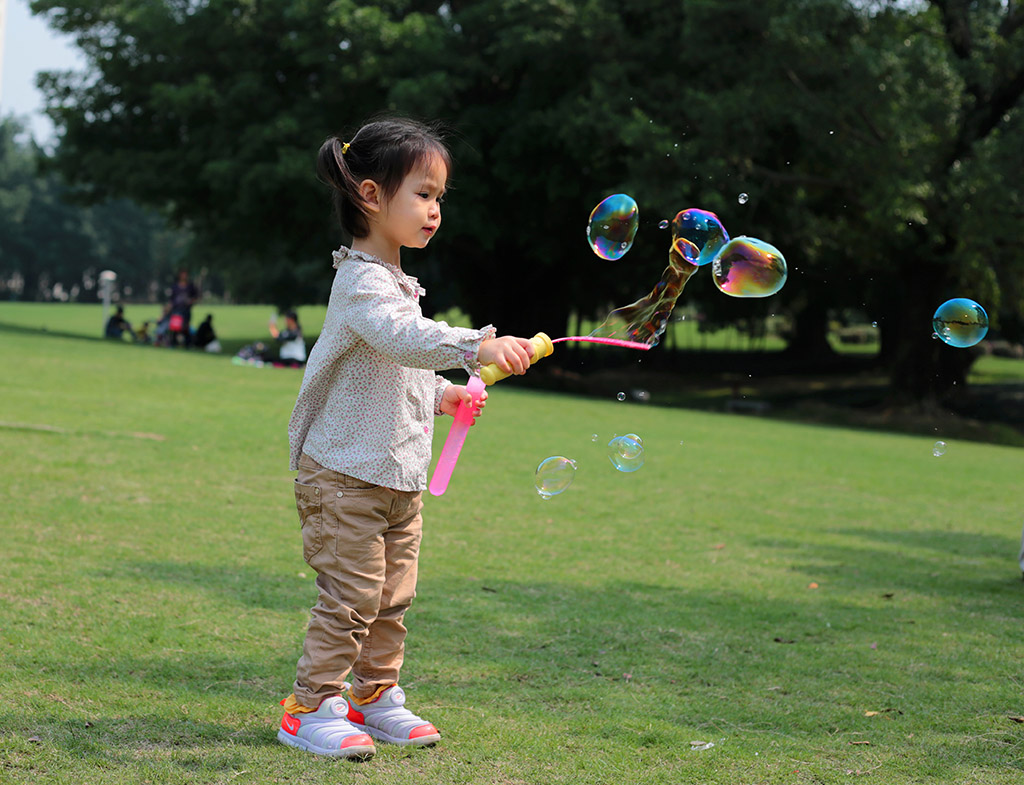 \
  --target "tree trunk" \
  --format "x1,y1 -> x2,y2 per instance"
883,260 -> 976,406
784,298 -> 835,362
